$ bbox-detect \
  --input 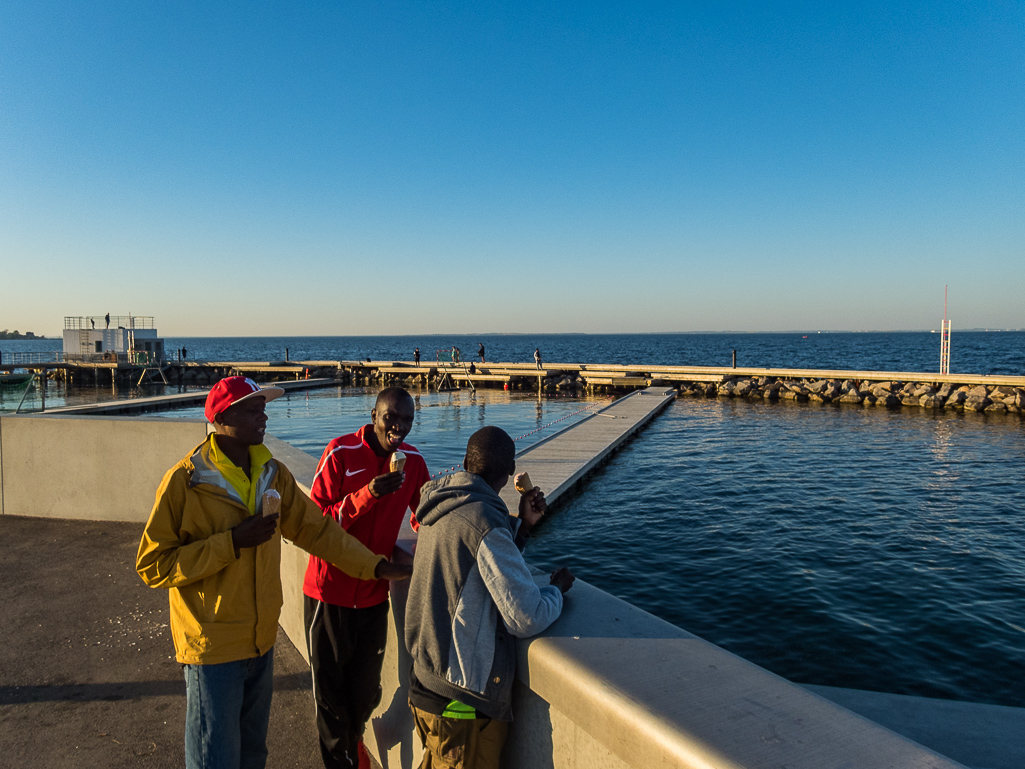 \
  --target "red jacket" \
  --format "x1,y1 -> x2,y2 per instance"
303,425 -> 430,608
